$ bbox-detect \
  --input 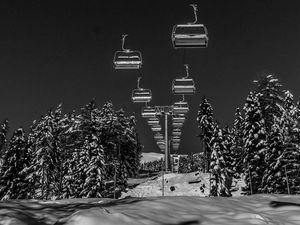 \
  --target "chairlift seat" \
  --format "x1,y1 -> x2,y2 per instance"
173,101 -> 189,114
172,114 -> 186,123
132,88 -> 152,103
172,130 -> 182,136
141,107 -> 157,118
113,50 -> 142,69
151,125 -> 162,132
172,121 -> 184,128
172,78 -> 196,95
172,24 -> 208,48
147,117 -> 159,126
154,133 -> 164,140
